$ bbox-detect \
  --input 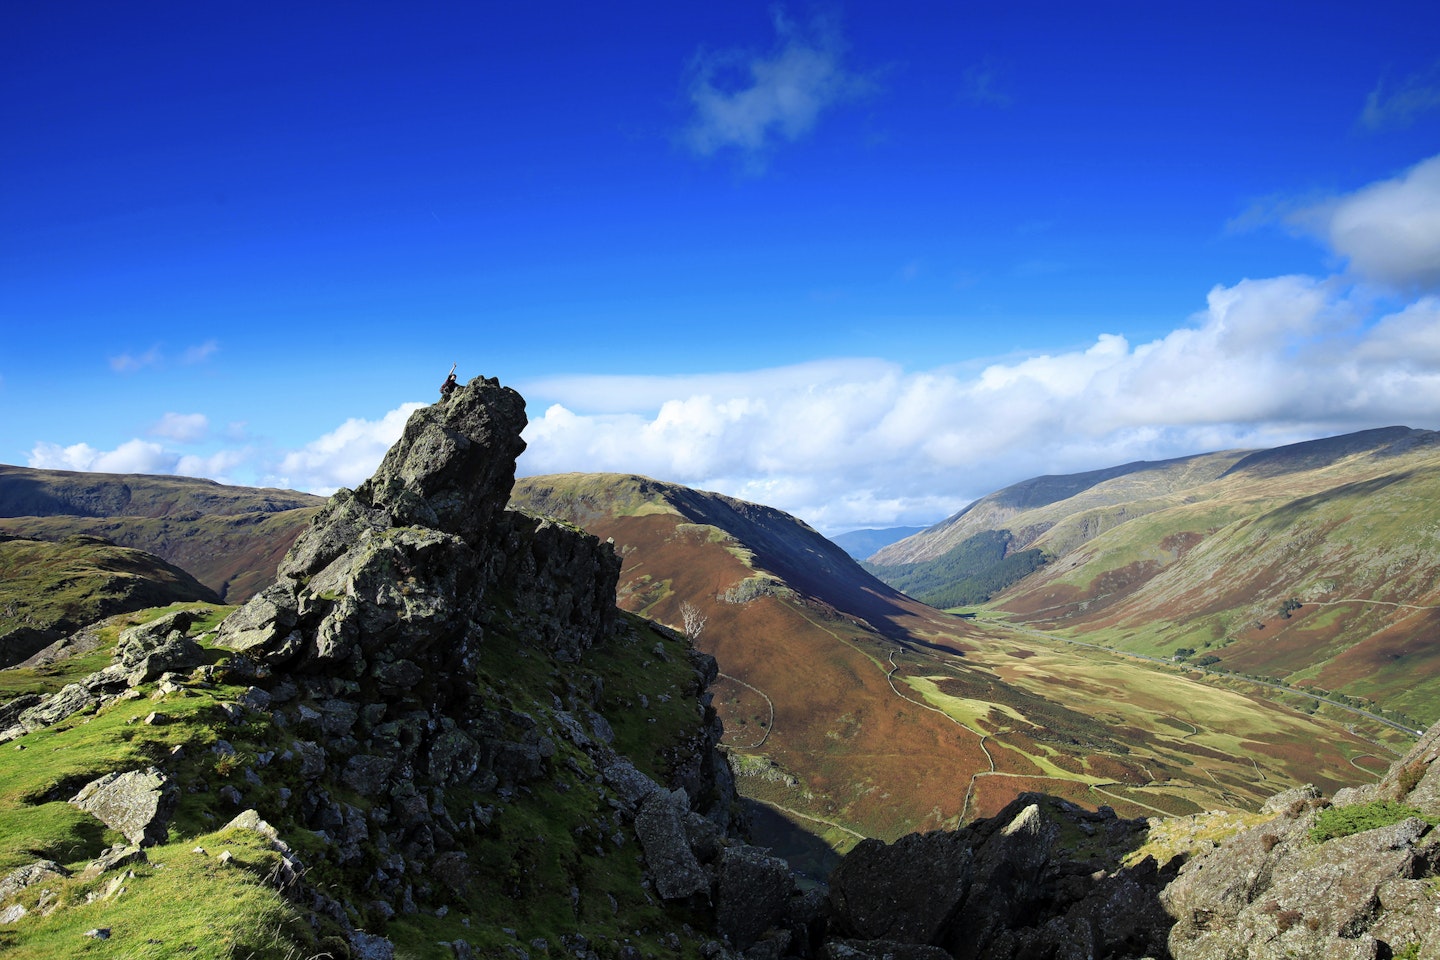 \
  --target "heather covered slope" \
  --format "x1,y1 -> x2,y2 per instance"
0,465 -> 321,602
514,473 -> 929,626
513,474 -> 988,844
866,427 -> 1440,724
512,472 -> 1394,849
